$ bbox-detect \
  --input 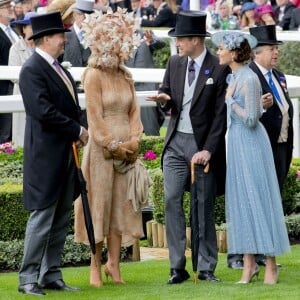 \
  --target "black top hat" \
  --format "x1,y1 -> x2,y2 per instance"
28,12 -> 70,40
168,10 -> 211,37
249,25 -> 283,46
